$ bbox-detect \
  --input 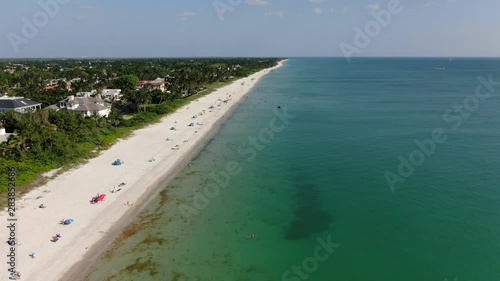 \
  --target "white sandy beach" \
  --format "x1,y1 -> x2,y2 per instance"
0,60 -> 285,281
